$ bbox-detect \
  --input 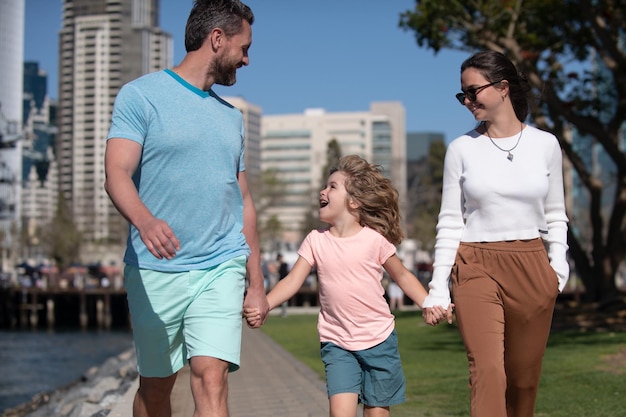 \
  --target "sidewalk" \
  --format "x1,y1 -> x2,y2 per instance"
110,308 -> 344,417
